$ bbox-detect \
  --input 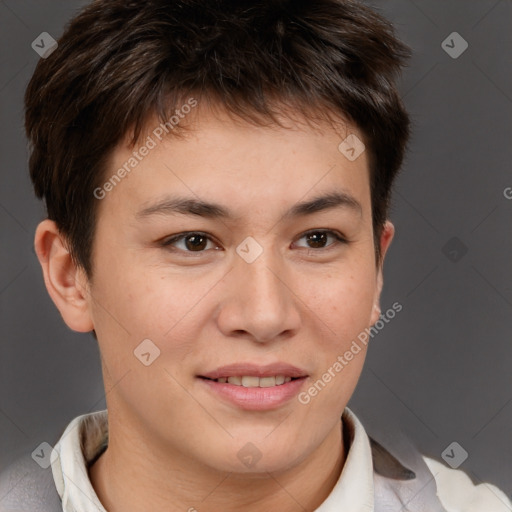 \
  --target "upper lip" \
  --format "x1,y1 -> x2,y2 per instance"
199,363 -> 308,380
